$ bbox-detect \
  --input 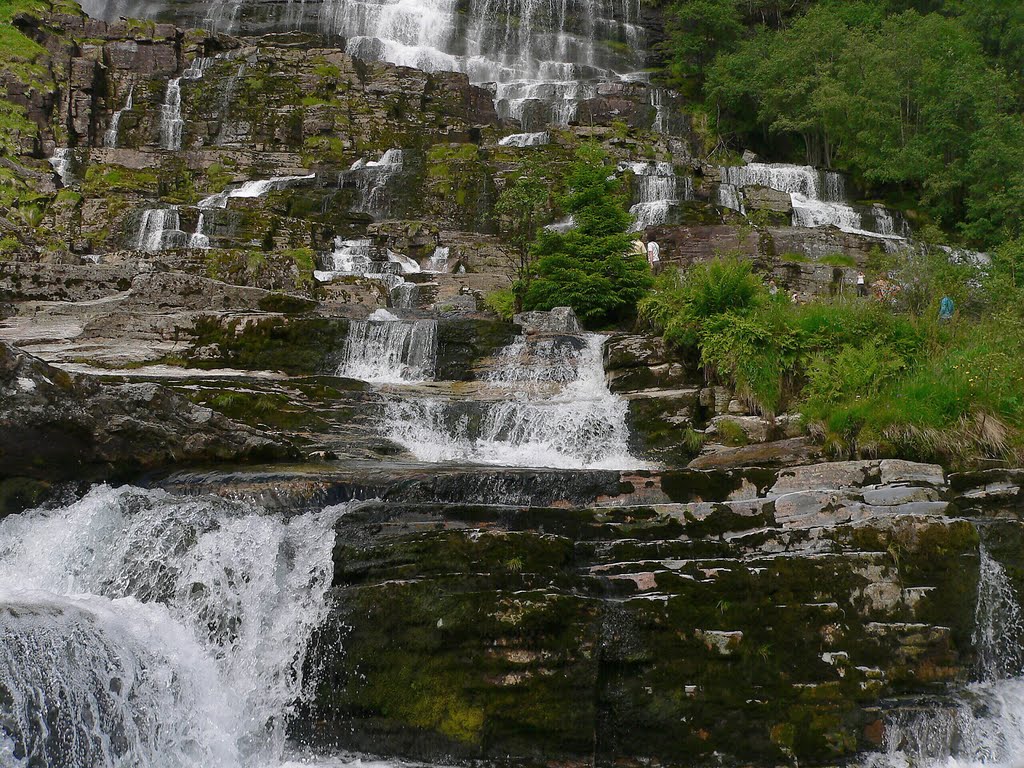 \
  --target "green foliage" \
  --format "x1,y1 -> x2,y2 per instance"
644,253 -> 1024,464
521,144 -> 652,327
495,162 -> 549,310
700,3 -> 1024,248
658,0 -> 743,94
484,288 -> 516,320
